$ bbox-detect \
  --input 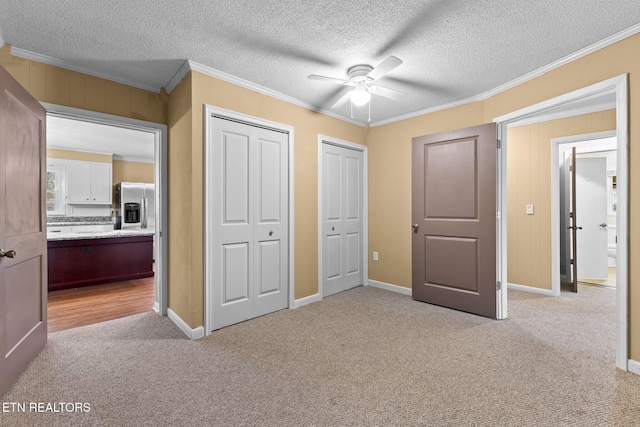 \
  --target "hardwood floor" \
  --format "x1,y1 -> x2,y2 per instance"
578,267 -> 617,288
47,276 -> 156,333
